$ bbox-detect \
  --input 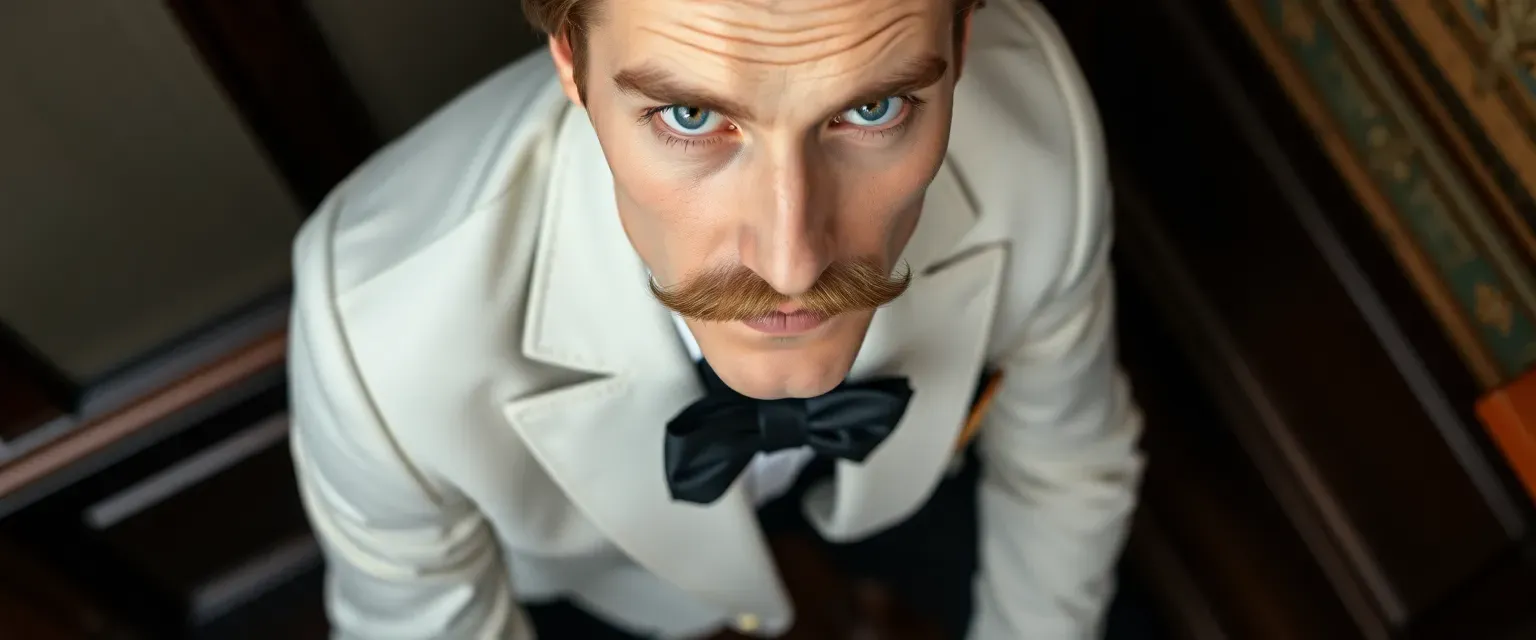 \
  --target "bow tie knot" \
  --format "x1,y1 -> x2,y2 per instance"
758,399 -> 810,451
663,361 -> 913,504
